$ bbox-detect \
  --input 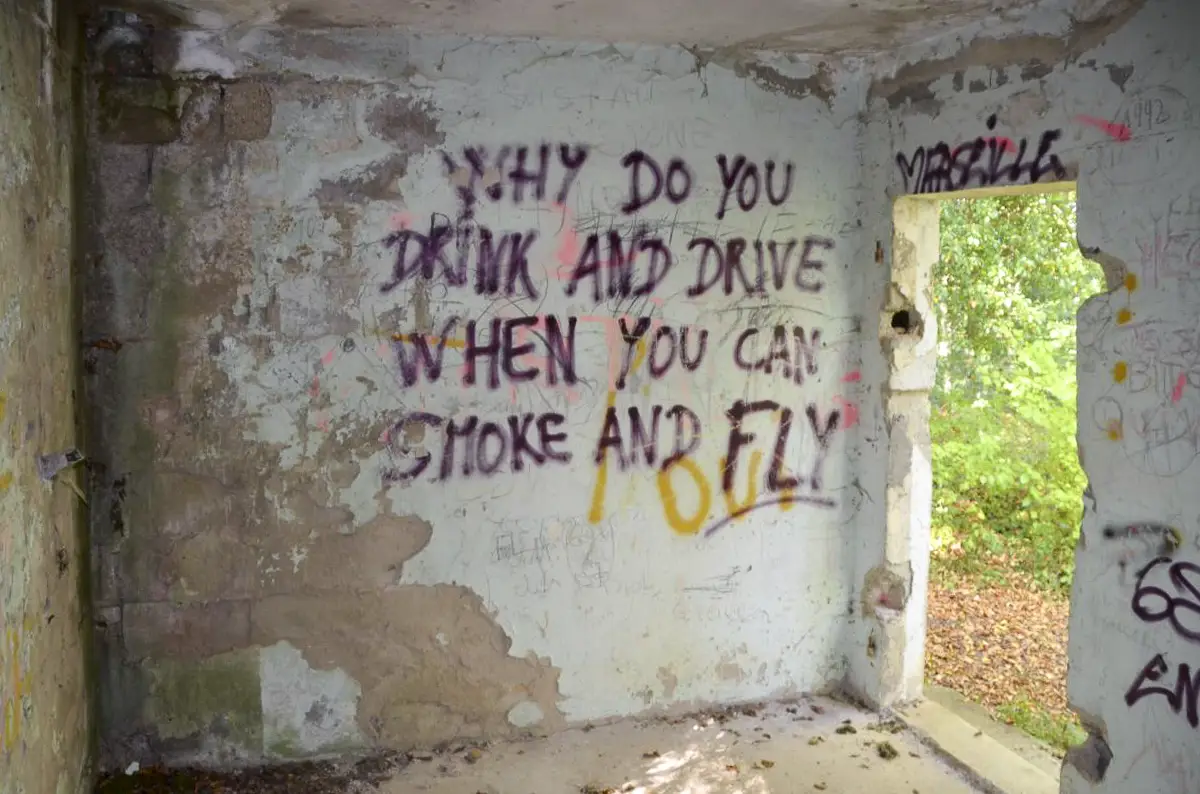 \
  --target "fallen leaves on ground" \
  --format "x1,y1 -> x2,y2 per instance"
926,564 -> 1071,719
